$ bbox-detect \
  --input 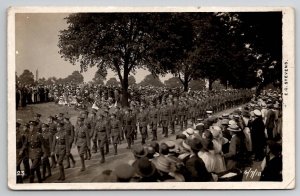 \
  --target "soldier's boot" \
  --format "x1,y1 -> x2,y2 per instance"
64,155 -> 70,169
36,168 -> 42,183
164,128 -> 168,138
23,158 -> 30,179
46,159 -> 52,177
87,149 -> 91,160
141,138 -> 145,145
105,142 -> 109,155
59,165 -> 65,181
84,150 -> 88,160
114,144 -> 117,155
127,139 -> 131,149
80,156 -> 85,172
100,148 -> 105,164
42,162 -> 46,180
69,154 -> 76,168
